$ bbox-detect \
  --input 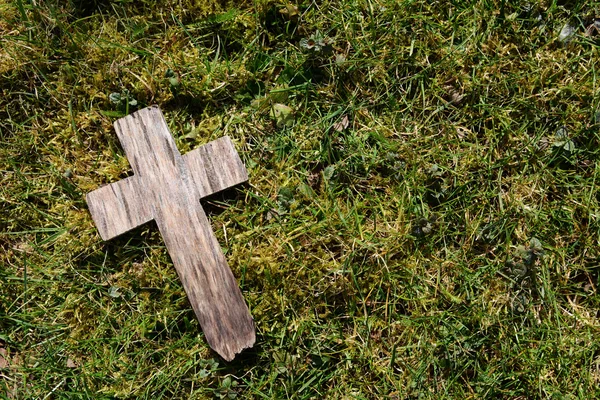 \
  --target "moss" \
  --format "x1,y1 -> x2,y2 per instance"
3,0 -> 600,398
